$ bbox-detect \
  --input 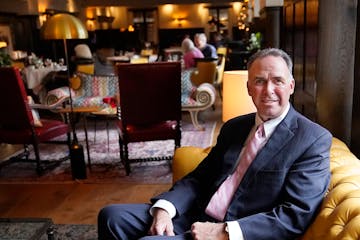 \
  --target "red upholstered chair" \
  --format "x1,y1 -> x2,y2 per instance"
0,67 -> 70,175
116,62 -> 182,175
